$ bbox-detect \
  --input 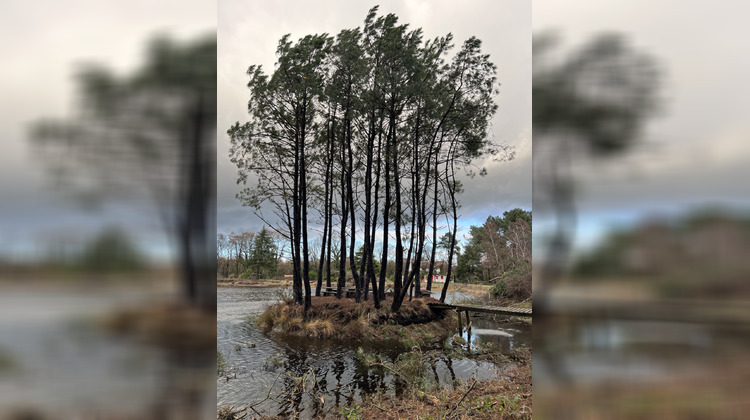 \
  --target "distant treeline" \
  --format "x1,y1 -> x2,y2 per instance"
457,209 -> 531,299
217,228 -> 280,279
573,209 -> 750,297
218,208 -> 531,300
2,227 -> 145,274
